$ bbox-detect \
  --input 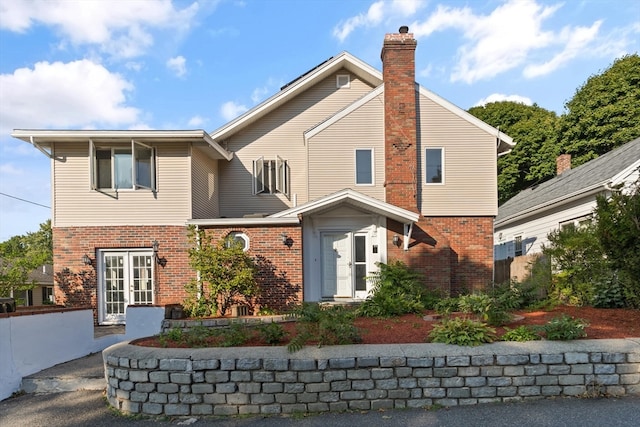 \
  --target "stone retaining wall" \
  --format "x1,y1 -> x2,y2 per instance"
103,340 -> 640,416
